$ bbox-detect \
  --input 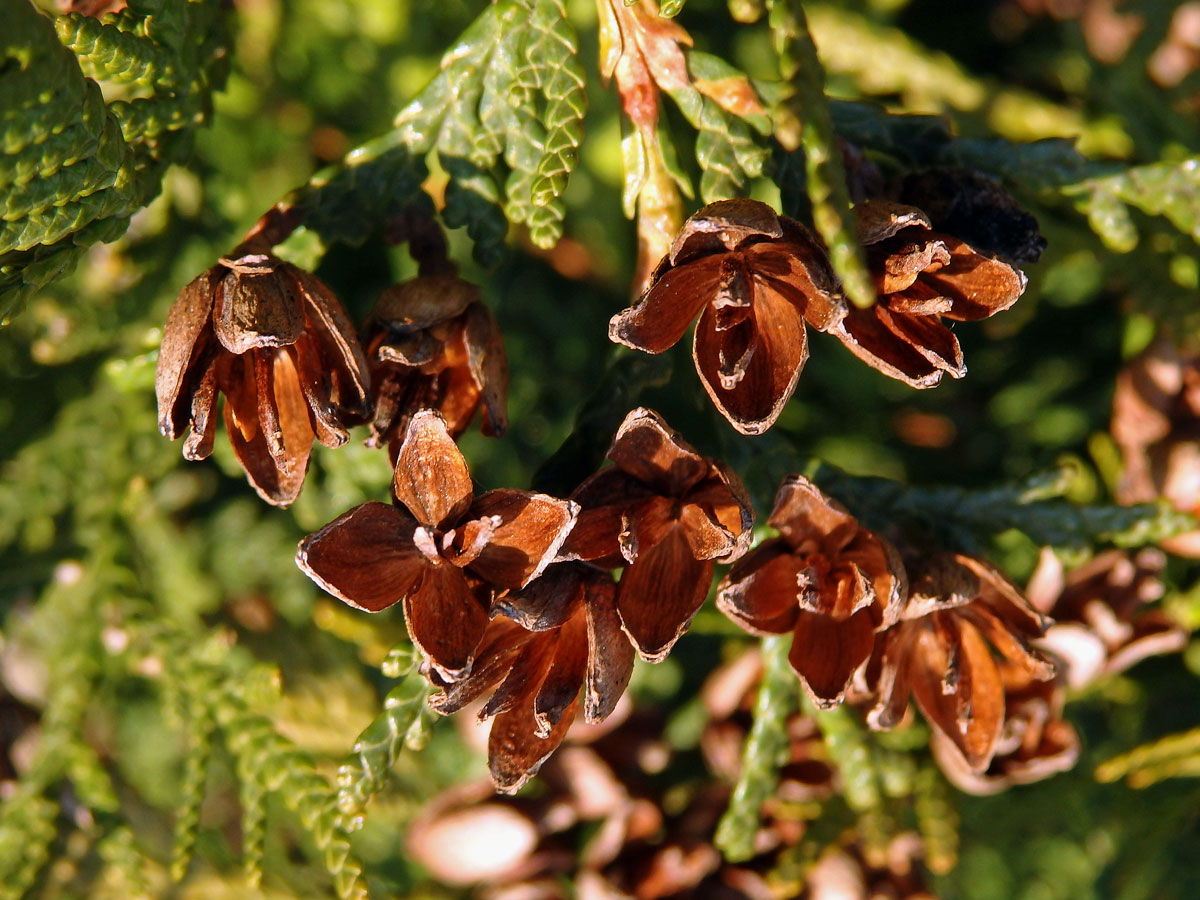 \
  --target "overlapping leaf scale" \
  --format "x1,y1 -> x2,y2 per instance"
393,1 -> 515,153
478,12 -> 525,168
952,139 -> 1200,255
433,23 -> 510,268
56,14 -> 182,89
443,158 -> 511,267
2,1 -> 227,316
0,216 -> 129,319
766,0 -> 875,309
2,149 -> 127,246
393,0 -> 584,255
528,0 -> 585,239
1,6 -> 132,226
500,0 -> 583,249
1,5 -> 139,312
110,92 -> 203,146
665,52 -> 769,203
0,79 -> 109,192
493,12 -> 542,232
1068,157 -> 1200,253
336,661 -> 435,825
526,199 -> 566,247
2,11 -> 86,150
502,9 -> 552,241
297,140 -> 428,248
392,0 -> 521,264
